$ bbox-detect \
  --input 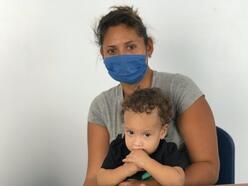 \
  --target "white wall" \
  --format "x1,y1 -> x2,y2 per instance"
0,0 -> 247,185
